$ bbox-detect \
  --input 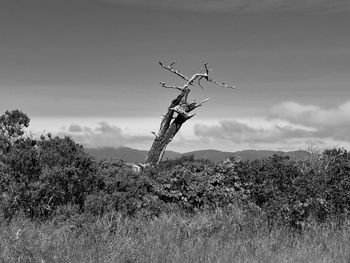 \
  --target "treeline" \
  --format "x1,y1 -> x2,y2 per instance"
1,110 -> 350,229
